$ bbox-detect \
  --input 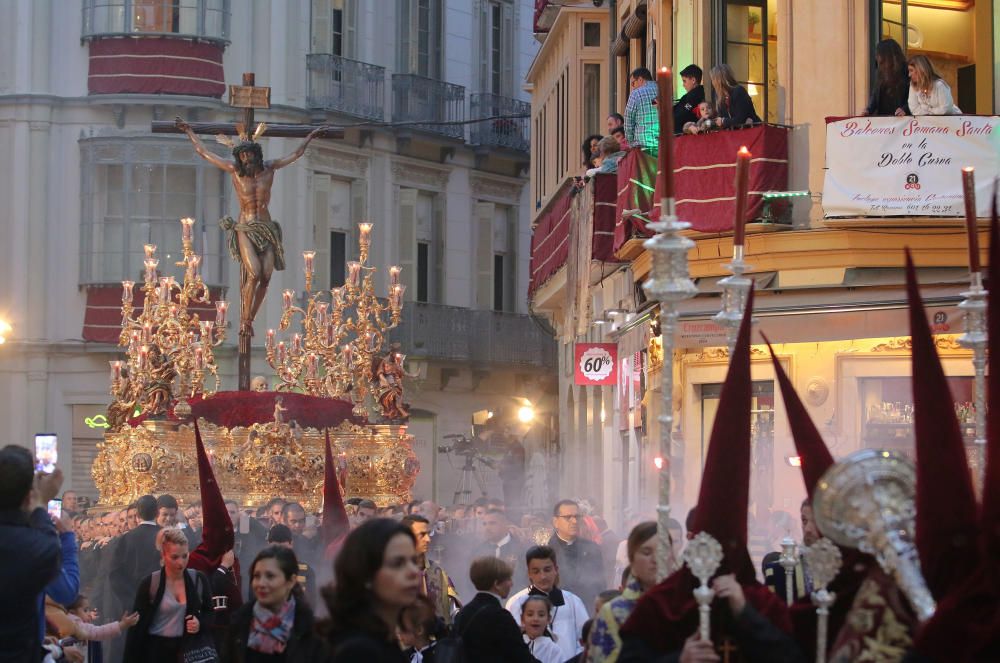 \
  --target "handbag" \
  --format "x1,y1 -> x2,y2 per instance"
178,630 -> 219,663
